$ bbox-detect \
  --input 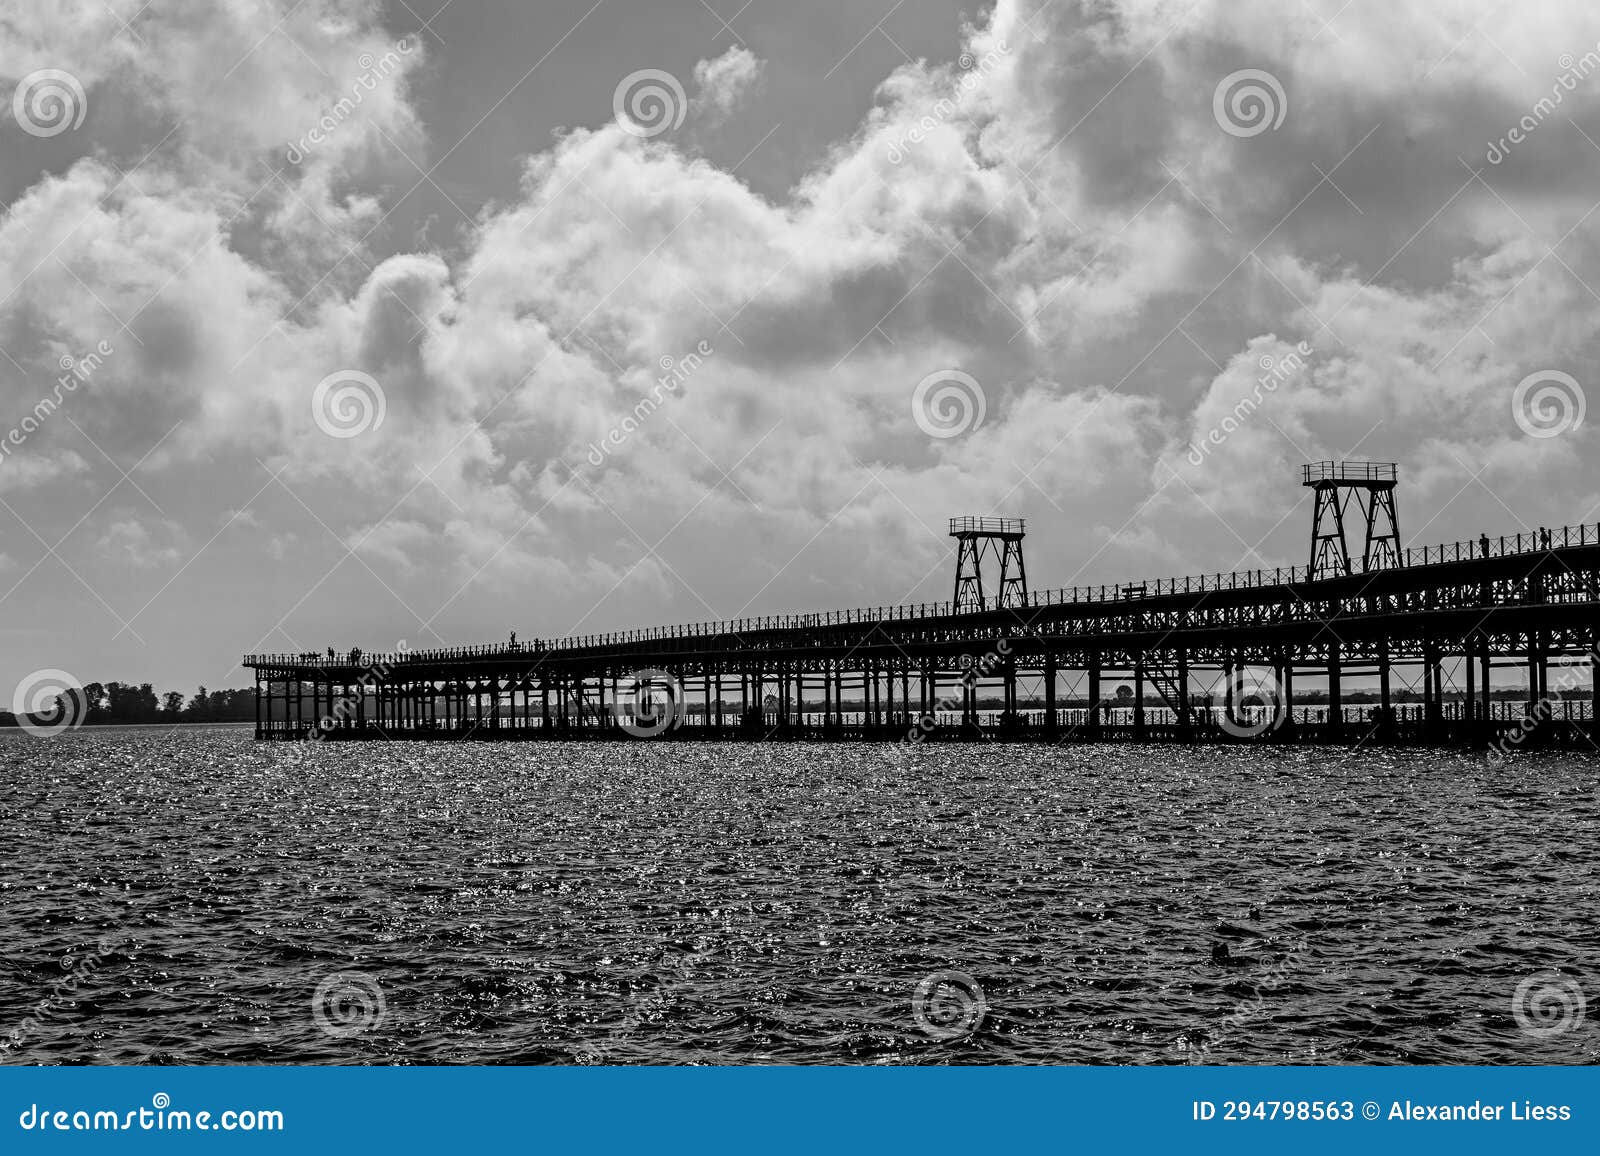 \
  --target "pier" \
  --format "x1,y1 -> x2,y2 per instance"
244,462 -> 1600,748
